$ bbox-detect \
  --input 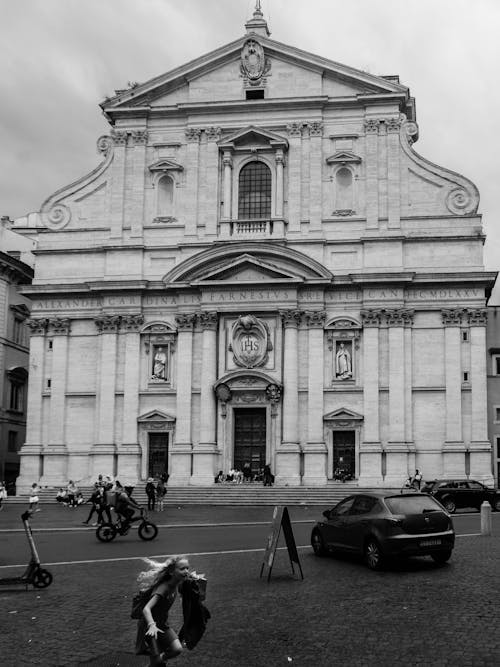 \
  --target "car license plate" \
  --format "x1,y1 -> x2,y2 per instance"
420,539 -> 441,547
